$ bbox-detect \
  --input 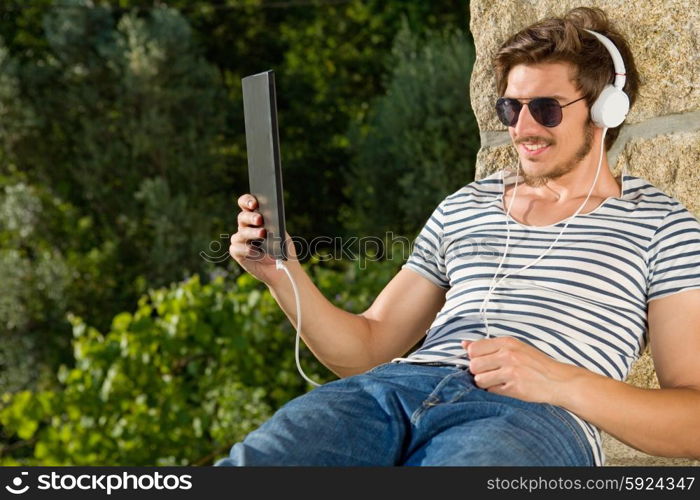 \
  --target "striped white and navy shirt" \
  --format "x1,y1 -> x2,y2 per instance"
396,168 -> 700,466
